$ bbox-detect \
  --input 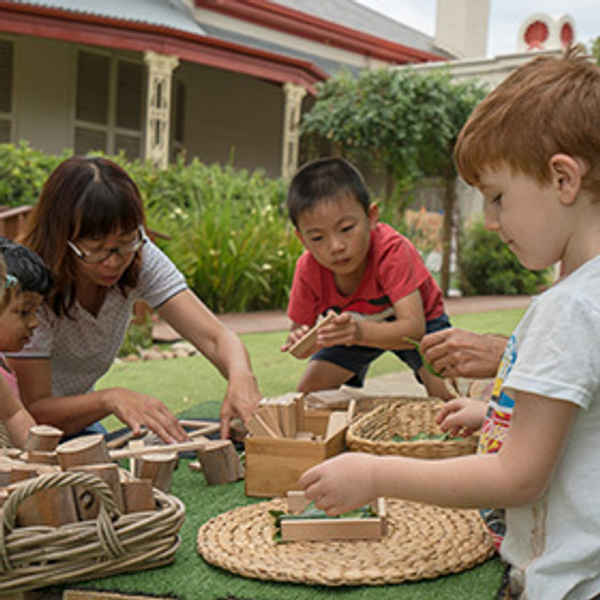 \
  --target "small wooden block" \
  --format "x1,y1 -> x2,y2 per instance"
277,399 -> 297,438
63,590 -> 178,599
324,411 -> 349,441
24,450 -> 58,465
109,438 -> 210,461
188,460 -> 203,472
135,451 -> 177,492
25,424 -> 64,452
67,463 -> 125,519
294,431 -> 314,441
8,477 -> 79,527
246,412 -> 278,438
286,490 -> 311,514
256,404 -> 283,437
197,440 -> 244,485
56,434 -> 110,469
127,439 -> 146,475
121,478 -> 155,513
288,312 -> 337,358
106,426 -> 148,450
